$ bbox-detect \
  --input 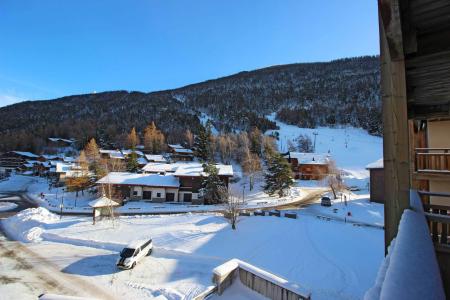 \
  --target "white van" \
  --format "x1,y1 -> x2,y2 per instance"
117,238 -> 153,269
